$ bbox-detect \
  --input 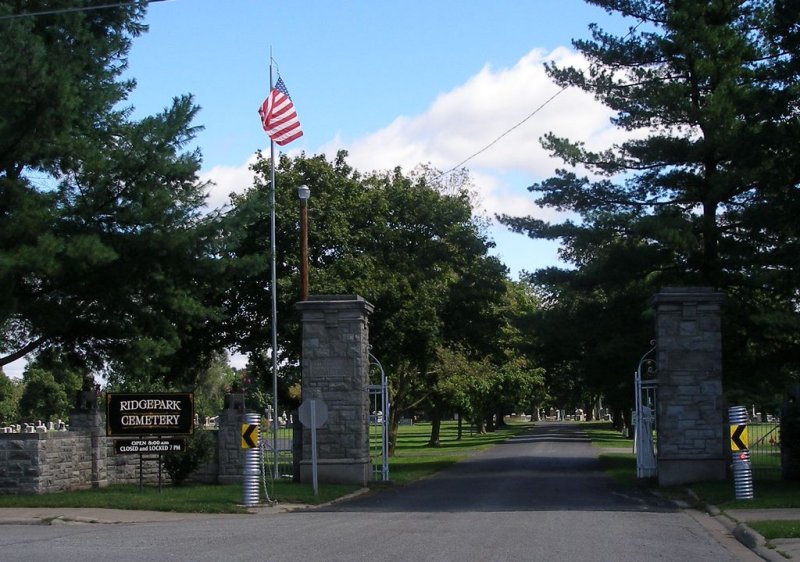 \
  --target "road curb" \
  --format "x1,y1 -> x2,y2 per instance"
0,518 -> 43,526
705,505 -> 788,561
679,488 -> 786,561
